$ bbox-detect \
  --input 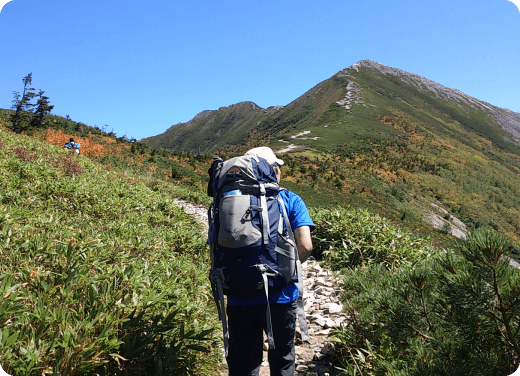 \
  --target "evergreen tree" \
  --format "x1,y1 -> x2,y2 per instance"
333,228 -> 519,375
32,90 -> 54,128
10,73 -> 36,133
